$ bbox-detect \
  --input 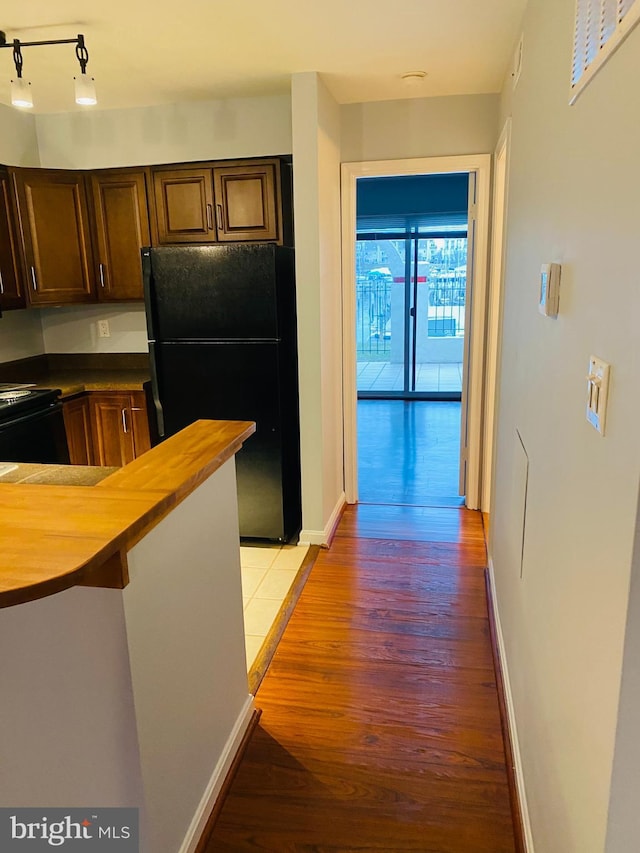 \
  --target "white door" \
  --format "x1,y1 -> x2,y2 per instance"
458,171 -> 477,496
